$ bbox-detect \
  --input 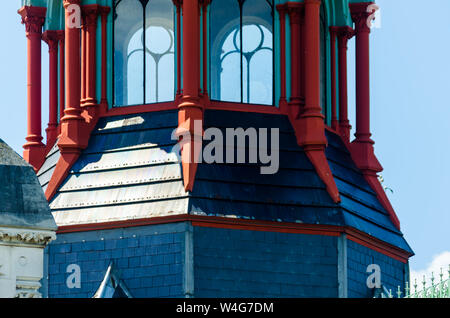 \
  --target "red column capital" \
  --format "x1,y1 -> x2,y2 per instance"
82,4 -> 100,28
336,26 -> 355,48
172,0 -> 183,8
56,29 -> 65,41
200,0 -> 211,7
275,3 -> 287,15
286,2 -> 303,25
350,2 -> 375,34
42,30 -> 59,52
18,6 -> 46,37
99,5 -> 111,17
